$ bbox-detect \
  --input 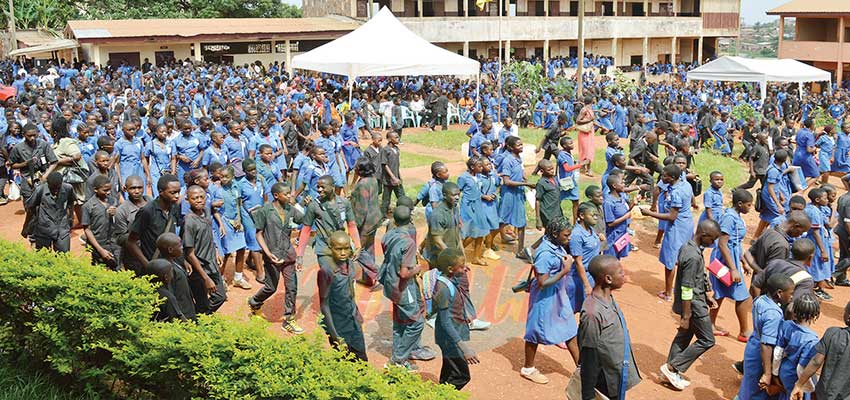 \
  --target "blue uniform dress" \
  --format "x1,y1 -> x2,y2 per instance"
533,101 -> 545,127
556,150 -> 579,201
601,146 -> 623,196
223,134 -> 250,173
738,295 -> 784,400
613,104 -> 629,138
712,120 -> 731,155
239,176 -> 265,252
567,224 -> 599,311
793,128 -> 819,178
457,172 -> 488,239
172,133 -> 204,186
478,171 -> 500,232
776,321 -> 819,400
595,101 -> 614,132
659,181 -> 694,271
815,134 -> 835,173
498,153 -> 527,228
524,238 -> 578,345
832,131 -> 850,172
760,164 -> 788,223
114,136 -> 146,188
603,192 -> 631,259
315,135 -> 346,188
145,139 -> 172,188
206,184 -> 225,255
251,133 -> 283,170
219,182 -> 247,254
819,204 -> 835,277
340,122 -> 362,170
256,160 -> 282,201
656,180 -> 671,232
202,146 -> 228,168
699,186 -> 723,225
803,203 -> 831,282
709,208 -> 750,301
